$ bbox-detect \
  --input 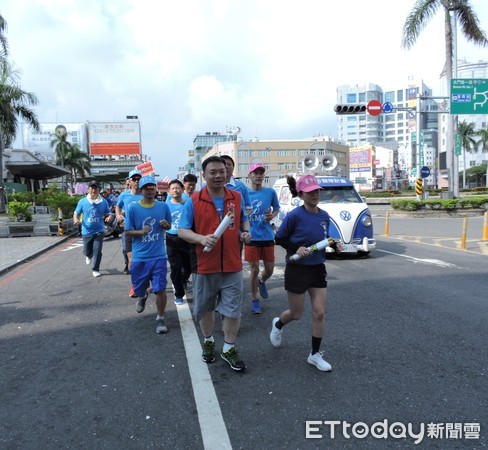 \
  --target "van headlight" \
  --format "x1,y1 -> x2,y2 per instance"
362,216 -> 372,227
